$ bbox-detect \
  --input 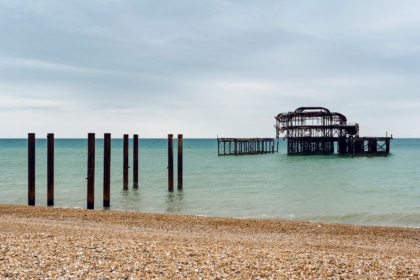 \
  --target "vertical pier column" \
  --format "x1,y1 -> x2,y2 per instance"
168,134 -> 174,192
47,133 -> 54,206
133,134 -> 139,188
28,133 -> 35,206
177,134 -> 183,190
123,134 -> 129,190
87,133 -> 95,210
368,139 -> 377,153
103,133 -> 111,208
